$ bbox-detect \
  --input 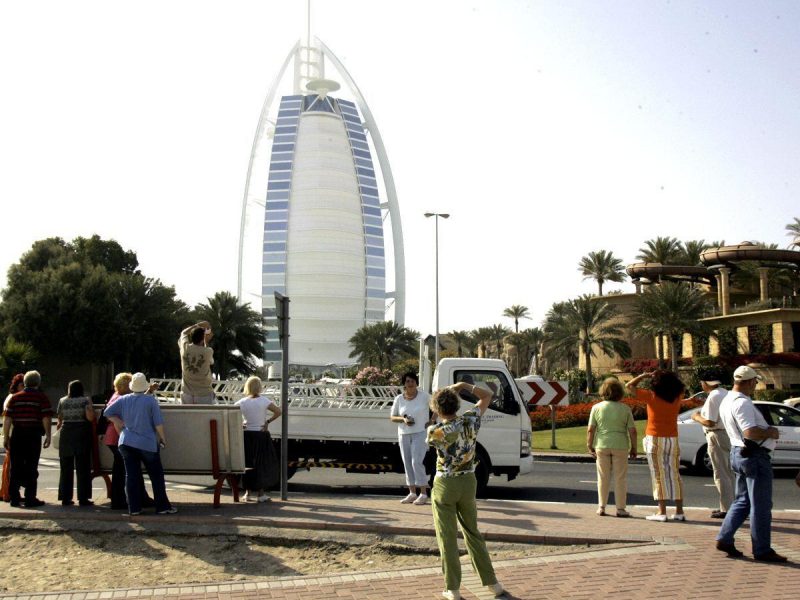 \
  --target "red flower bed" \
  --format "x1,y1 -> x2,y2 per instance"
528,395 -> 703,431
